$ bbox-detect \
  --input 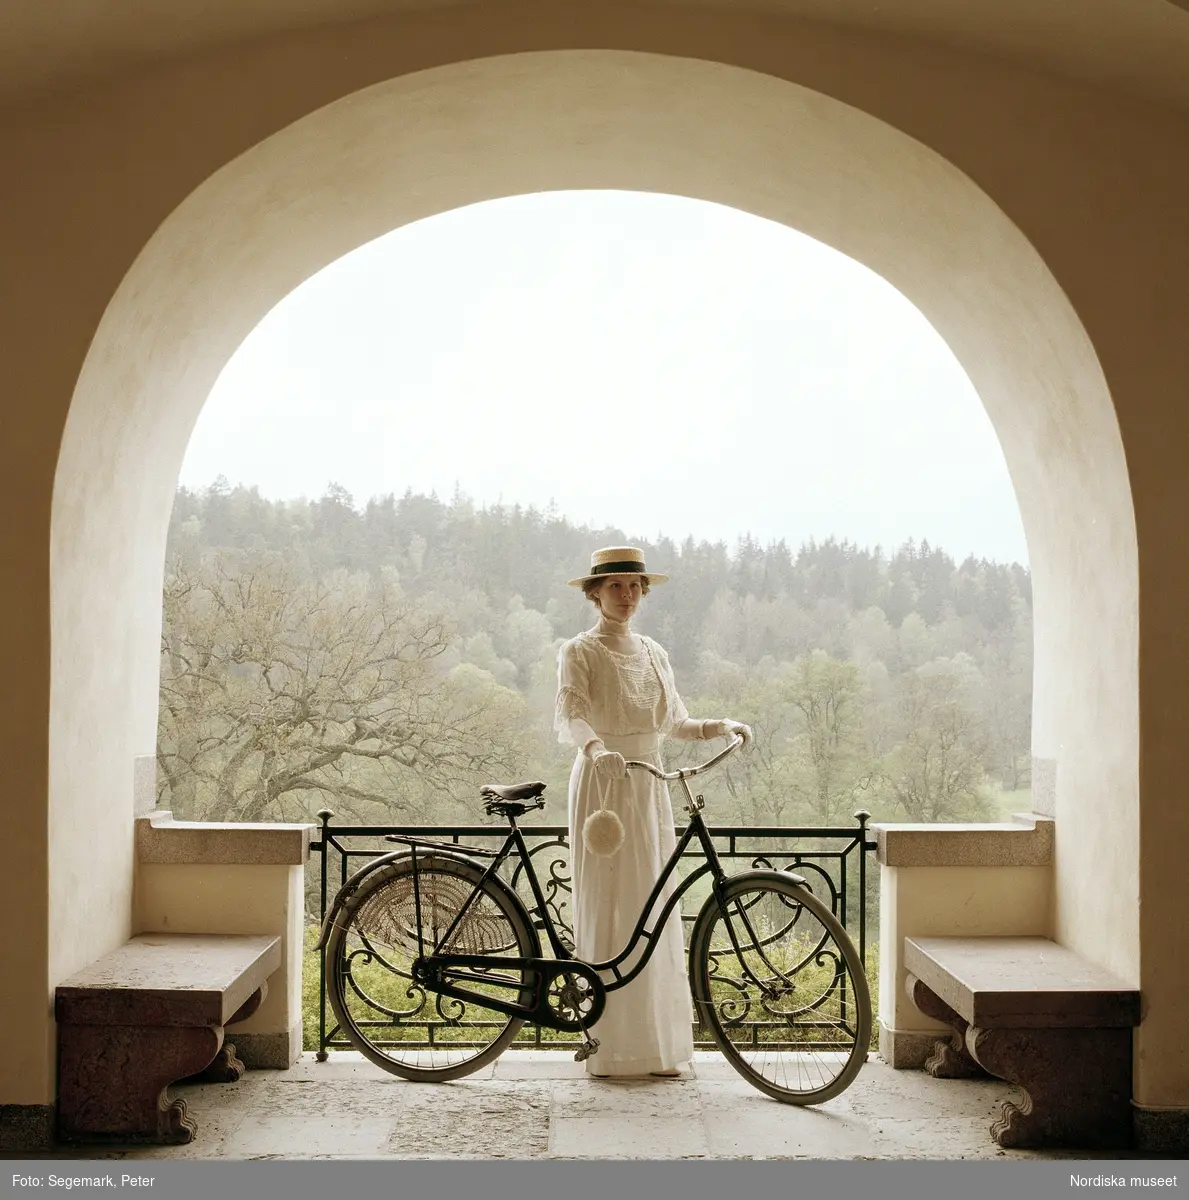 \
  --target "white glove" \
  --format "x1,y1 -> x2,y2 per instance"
592,749 -> 627,779
719,720 -> 754,749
